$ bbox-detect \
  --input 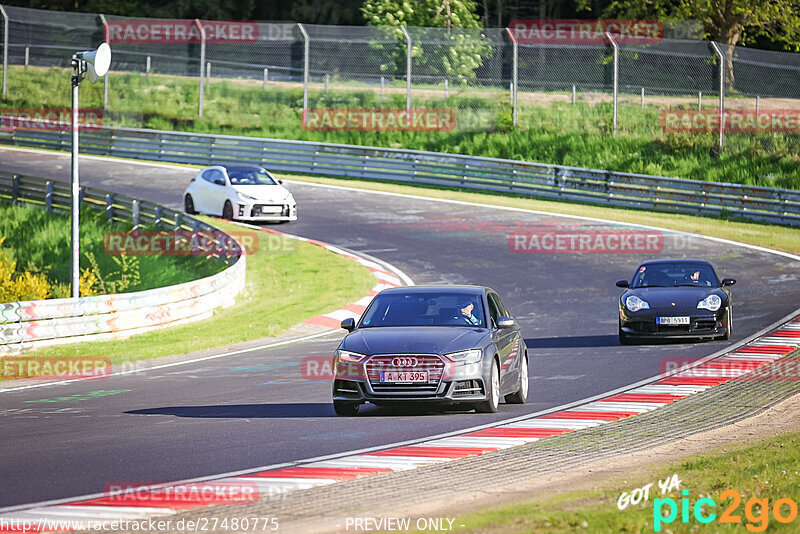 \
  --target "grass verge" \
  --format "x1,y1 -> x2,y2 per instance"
280,174 -> 800,256
18,217 -> 376,366
5,65 -> 800,189
448,429 -> 800,533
